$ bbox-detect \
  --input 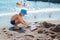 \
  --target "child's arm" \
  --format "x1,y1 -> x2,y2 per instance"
18,16 -> 29,26
23,21 -> 30,26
